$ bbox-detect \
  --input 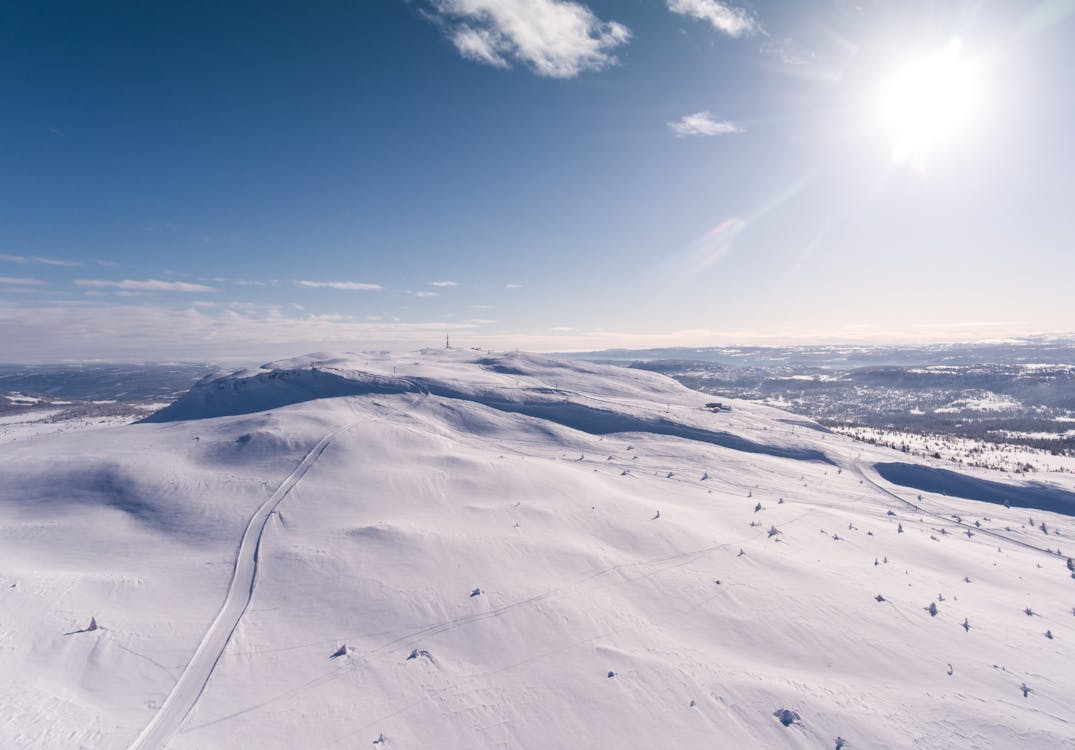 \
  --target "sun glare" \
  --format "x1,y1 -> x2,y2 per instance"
878,40 -> 980,164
